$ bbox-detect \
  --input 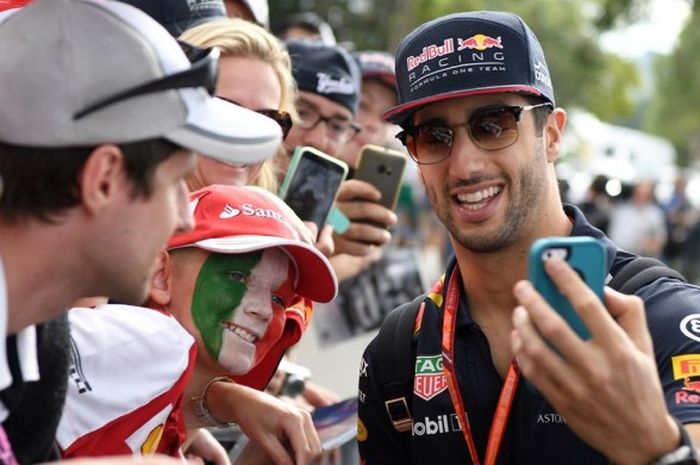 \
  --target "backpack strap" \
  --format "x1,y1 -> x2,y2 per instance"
608,256 -> 686,294
376,293 -> 425,433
